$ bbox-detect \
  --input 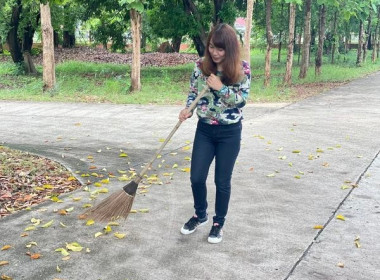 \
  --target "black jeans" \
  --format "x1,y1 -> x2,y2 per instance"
190,120 -> 242,227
